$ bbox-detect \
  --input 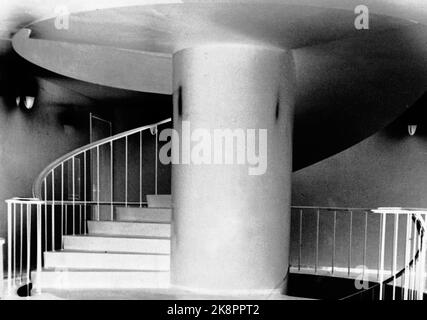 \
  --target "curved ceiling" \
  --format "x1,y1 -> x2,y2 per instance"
24,3 -> 413,53
8,1 -> 427,170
